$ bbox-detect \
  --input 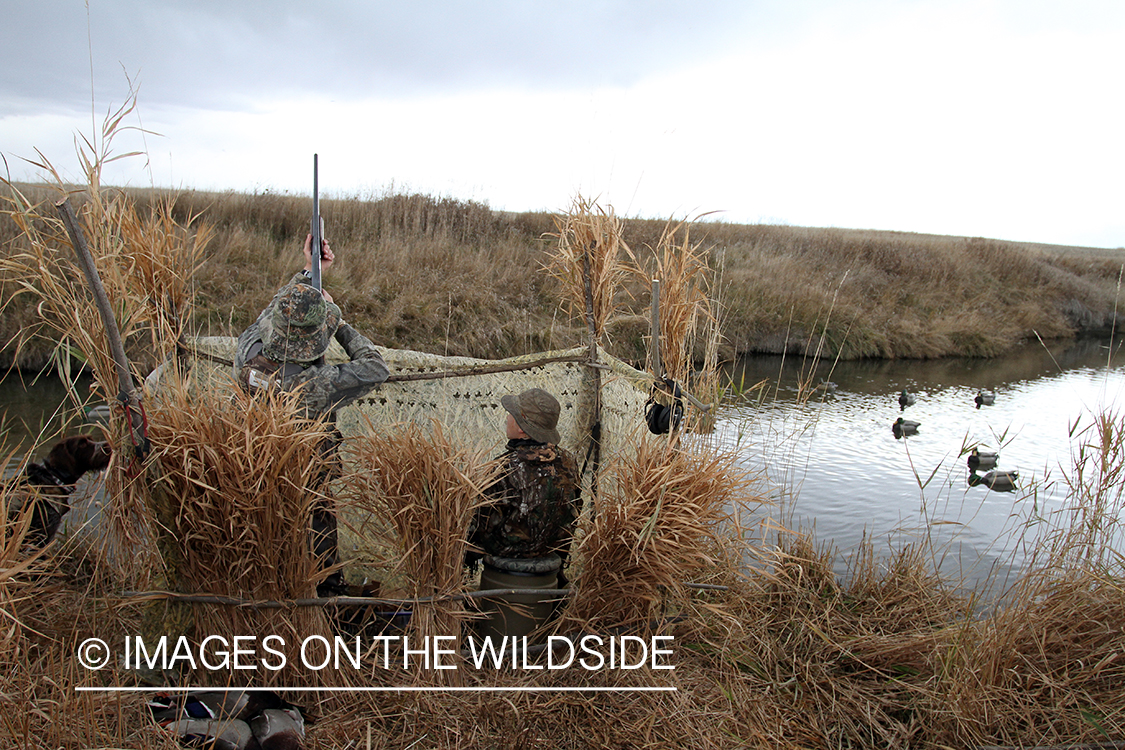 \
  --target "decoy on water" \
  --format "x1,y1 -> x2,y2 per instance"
892,417 -> 920,439
83,404 -> 113,426
974,391 -> 996,409
148,690 -> 309,749
967,447 -> 999,471
968,469 -> 1019,492
898,389 -> 916,410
